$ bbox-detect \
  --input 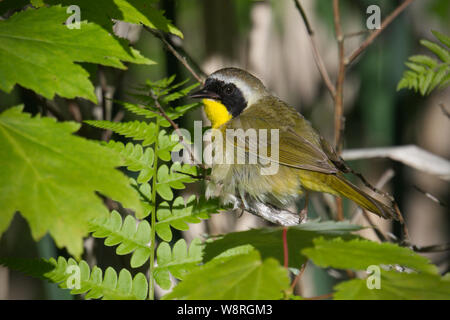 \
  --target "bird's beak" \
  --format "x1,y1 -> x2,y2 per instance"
189,88 -> 220,100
